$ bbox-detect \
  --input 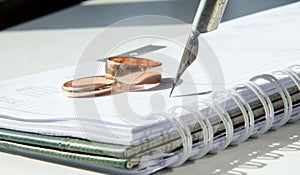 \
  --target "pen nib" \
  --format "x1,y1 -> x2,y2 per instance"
169,83 -> 176,97
169,32 -> 199,98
